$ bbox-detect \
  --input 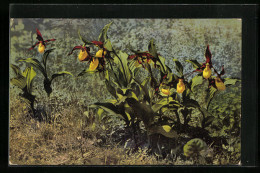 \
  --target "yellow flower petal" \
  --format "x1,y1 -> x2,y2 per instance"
215,78 -> 226,91
161,88 -> 170,95
78,50 -> 88,61
177,80 -> 185,94
38,42 -> 45,53
203,66 -> 212,79
95,49 -> 107,58
89,58 -> 99,71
